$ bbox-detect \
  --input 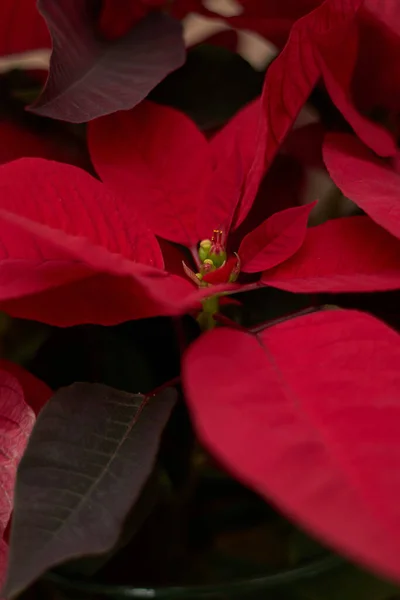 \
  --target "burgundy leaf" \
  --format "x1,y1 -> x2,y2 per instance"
29,1 -> 185,122
3,383 -> 176,598
262,216 -> 400,292
239,203 -> 315,273
183,309 -> 400,582
323,133 -> 400,239
89,102 -> 212,246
